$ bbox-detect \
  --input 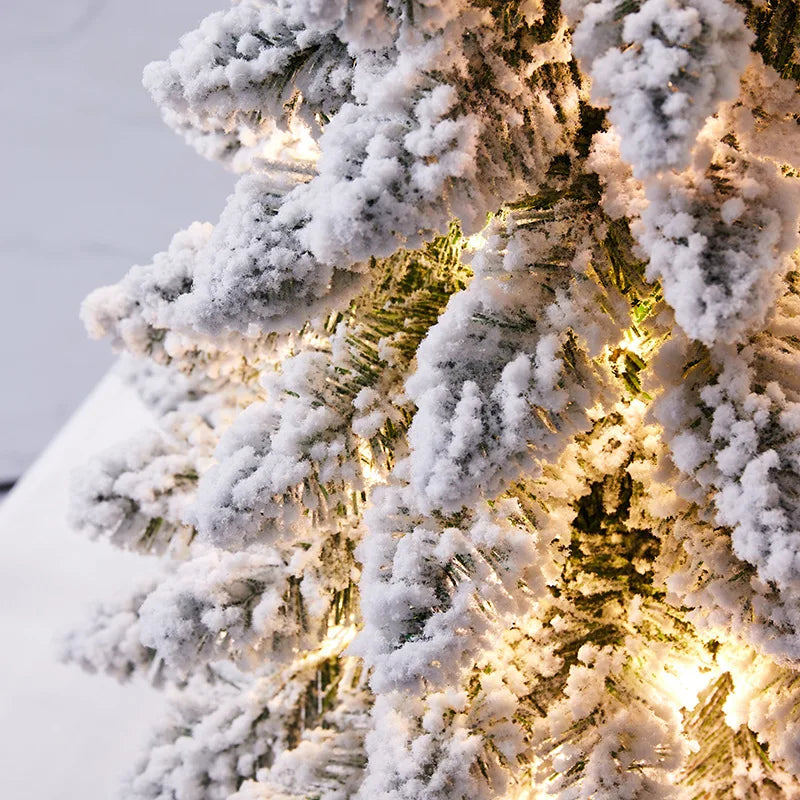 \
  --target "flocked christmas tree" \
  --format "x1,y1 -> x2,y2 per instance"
62,0 -> 800,796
